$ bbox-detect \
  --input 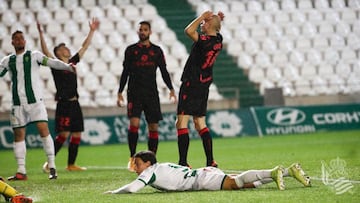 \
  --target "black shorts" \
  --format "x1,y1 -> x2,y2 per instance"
127,93 -> 162,123
177,81 -> 209,116
55,100 -> 84,133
